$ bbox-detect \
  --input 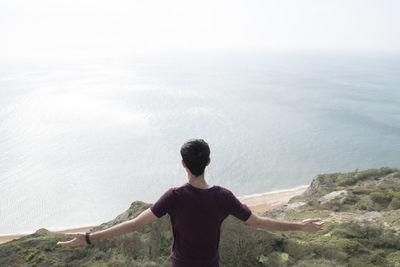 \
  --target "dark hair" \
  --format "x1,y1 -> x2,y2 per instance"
180,139 -> 210,176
